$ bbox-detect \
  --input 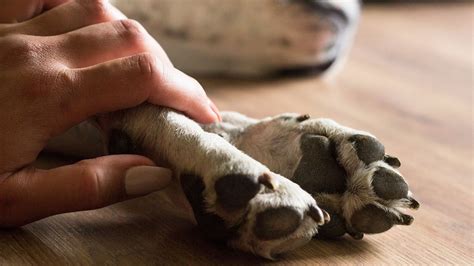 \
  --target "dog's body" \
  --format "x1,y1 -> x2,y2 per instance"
46,0 -> 419,259
111,0 -> 360,77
